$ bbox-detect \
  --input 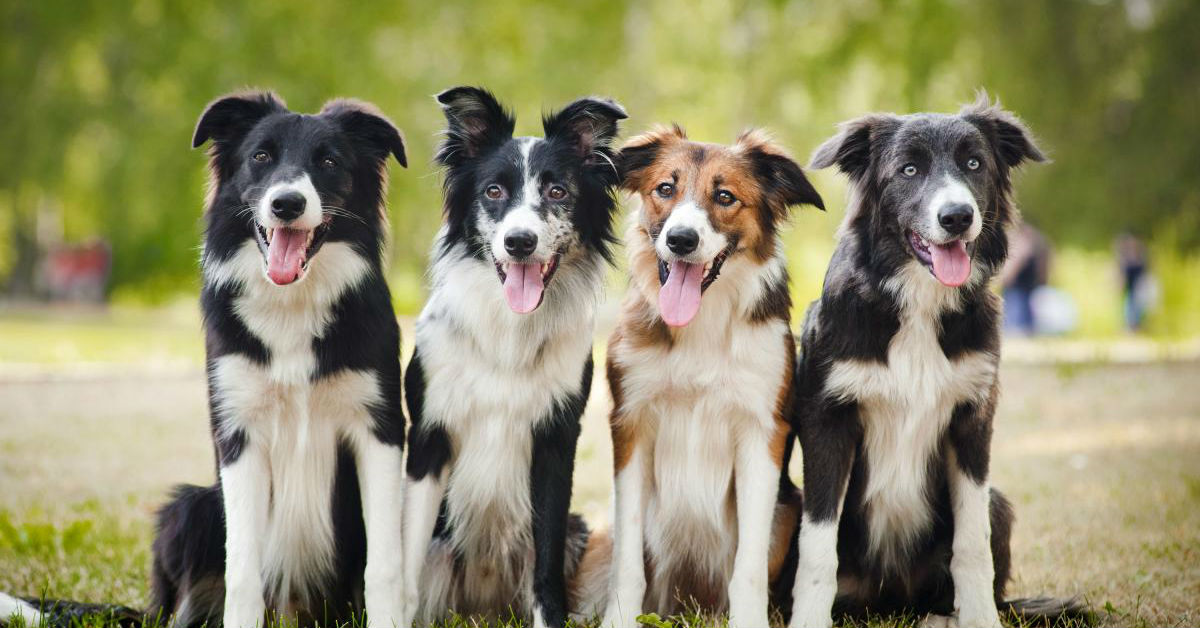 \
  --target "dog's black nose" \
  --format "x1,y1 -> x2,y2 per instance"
938,204 -> 974,235
504,229 -> 538,258
271,192 -> 307,221
665,227 -> 699,256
